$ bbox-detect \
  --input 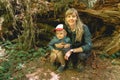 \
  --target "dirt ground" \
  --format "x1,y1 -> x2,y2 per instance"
9,36 -> 119,80
16,55 -> 120,80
